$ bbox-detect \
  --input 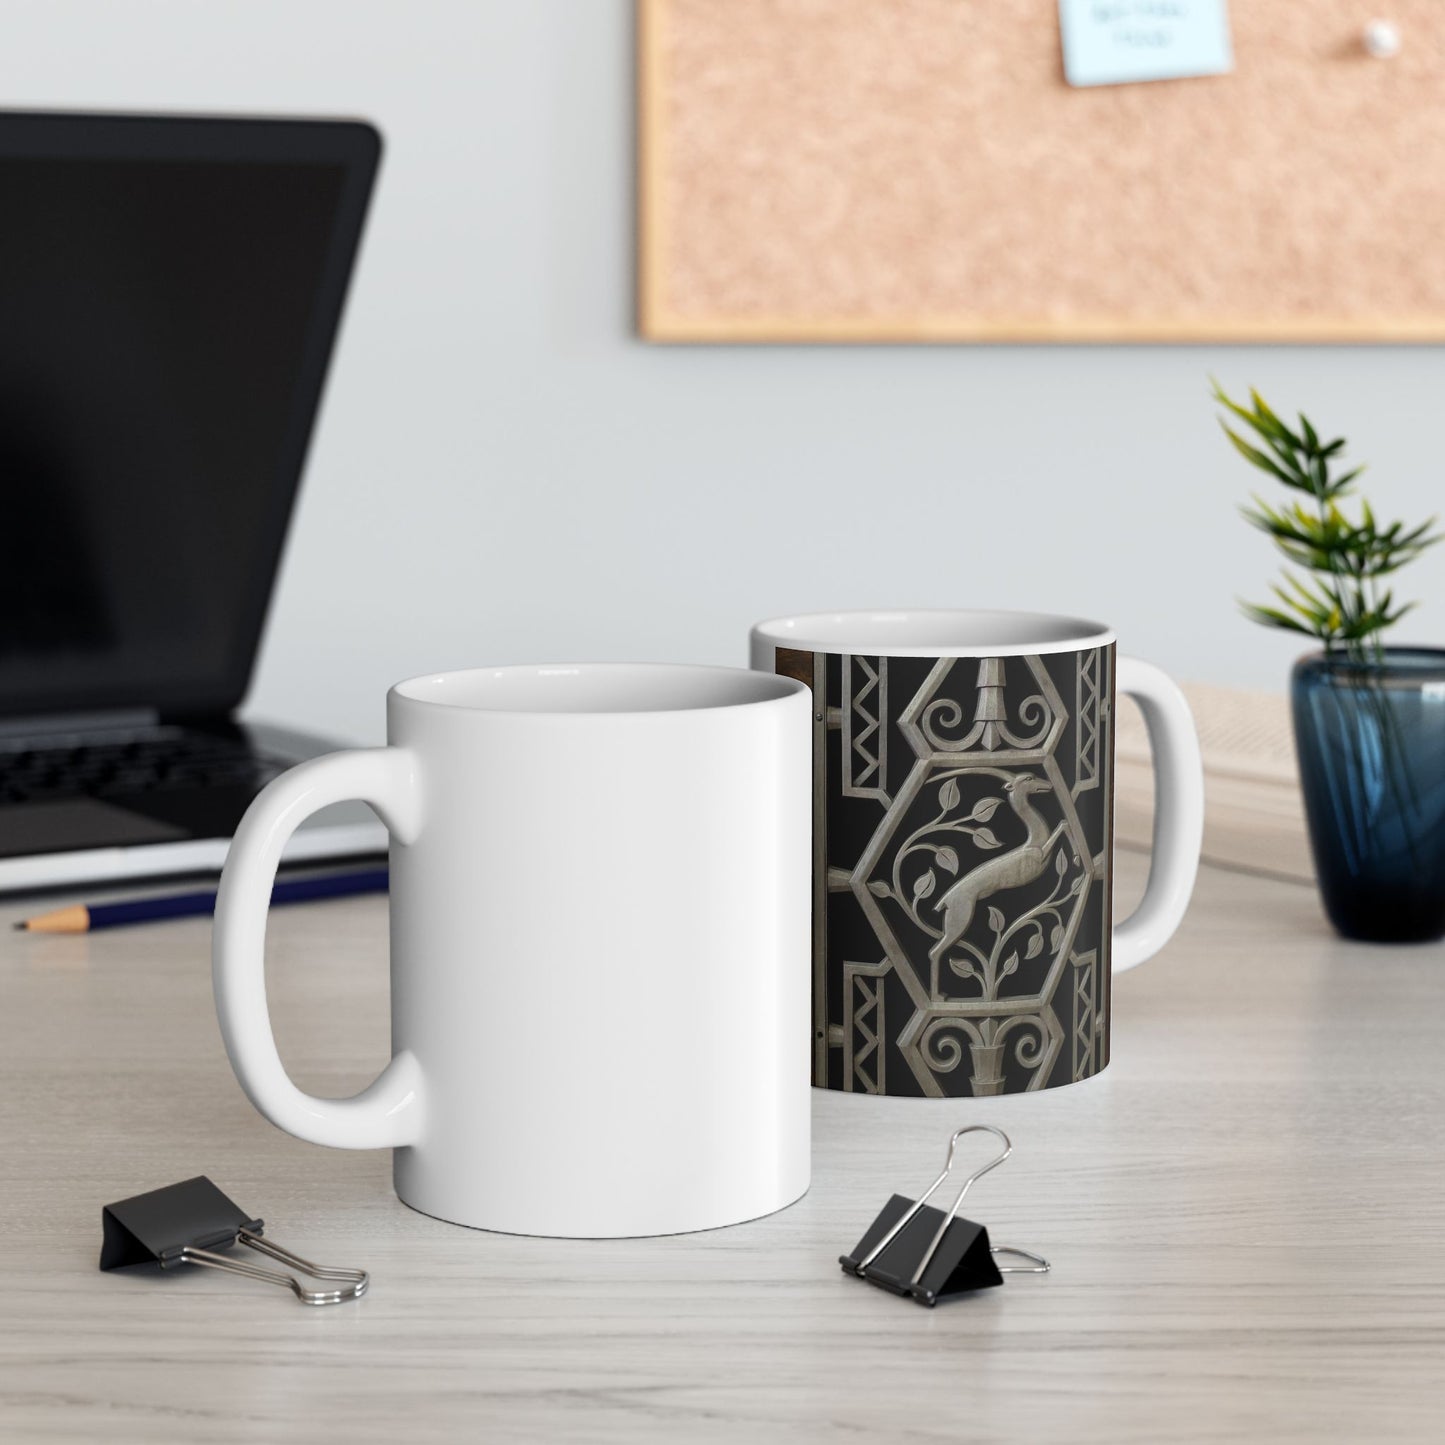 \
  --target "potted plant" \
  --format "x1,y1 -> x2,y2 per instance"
1216,383 -> 1445,942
